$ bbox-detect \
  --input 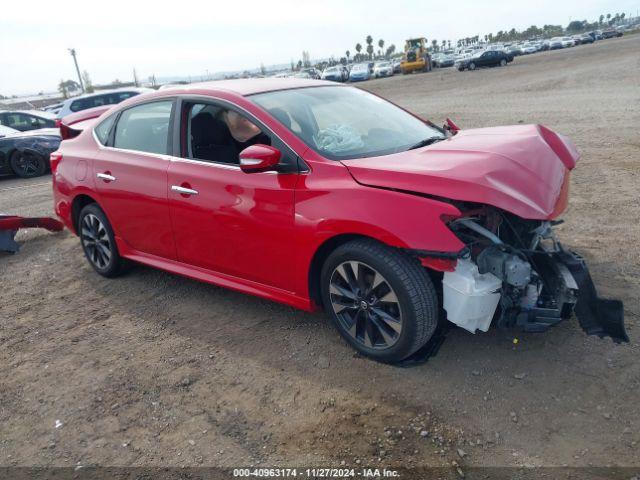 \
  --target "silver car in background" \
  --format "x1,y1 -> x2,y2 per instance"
55,87 -> 153,120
